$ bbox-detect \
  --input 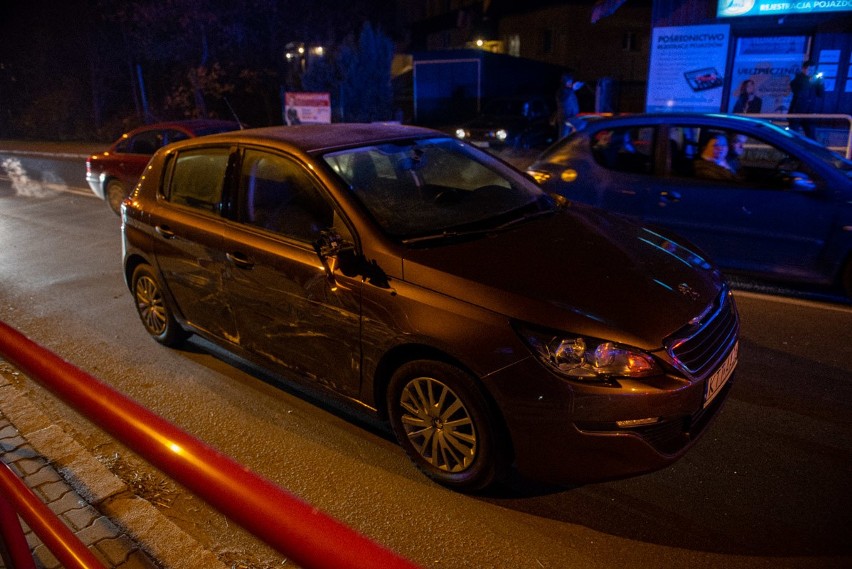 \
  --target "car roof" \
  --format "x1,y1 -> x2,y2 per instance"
197,123 -> 443,154
575,112 -> 785,132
